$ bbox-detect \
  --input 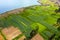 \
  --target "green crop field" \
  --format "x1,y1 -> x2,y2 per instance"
0,5 -> 60,40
